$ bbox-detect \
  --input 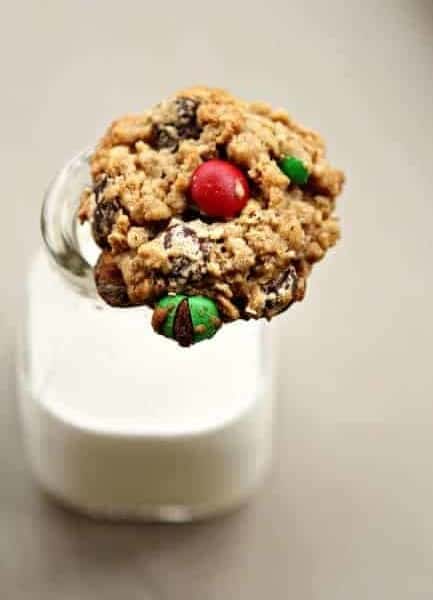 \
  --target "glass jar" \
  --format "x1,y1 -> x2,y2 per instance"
17,150 -> 275,522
